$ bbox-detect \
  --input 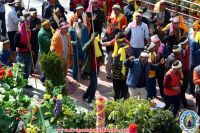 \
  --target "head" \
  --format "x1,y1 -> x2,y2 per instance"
178,36 -> 189,49
127,0 -> 135,6
59,22 -> 68,35
0,39 -> 10,51
29,8 -> 37,18
172,17 -> 180,30
111,20 -> 118,31
136,12 -> 143,23
151,35 -> 161,48
14,0 -> 21,7
7,0 -> 15,7
22,9 -> 30,19
172,60 -> 182,72
42,19 -> 51,30
117,33 -> 126,46
147,42 -> 157,52
159,0 -> 165,10
49,0 -> 57,4
172,45 -> 181,58
112,5 -> 121,16
76,5 -> 84,17
139,51 -> 149,64
92,0 -> 99,10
